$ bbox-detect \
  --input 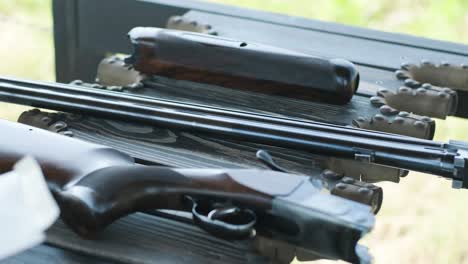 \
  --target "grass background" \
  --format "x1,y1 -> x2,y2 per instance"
1,0 -> 468,263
